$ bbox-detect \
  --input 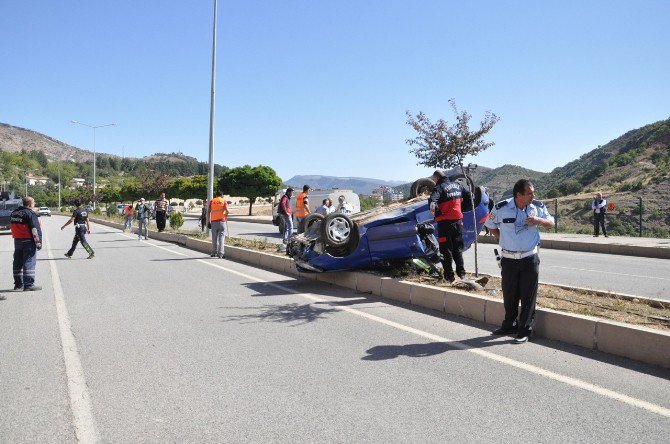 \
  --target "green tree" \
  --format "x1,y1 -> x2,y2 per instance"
406,99 -> 500,169
218,165 -> 282,215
